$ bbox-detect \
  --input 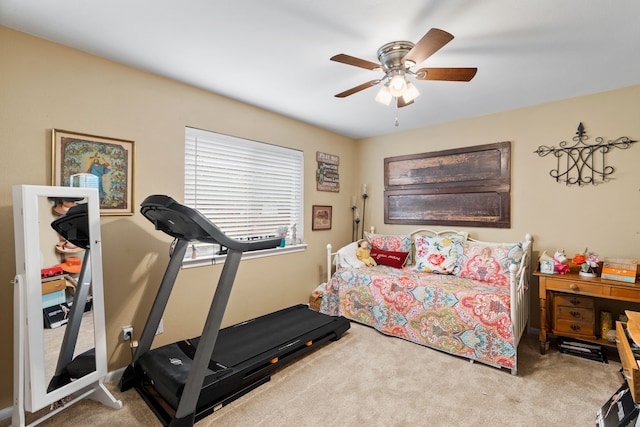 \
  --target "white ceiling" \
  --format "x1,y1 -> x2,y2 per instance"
2,0 -> 639,139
